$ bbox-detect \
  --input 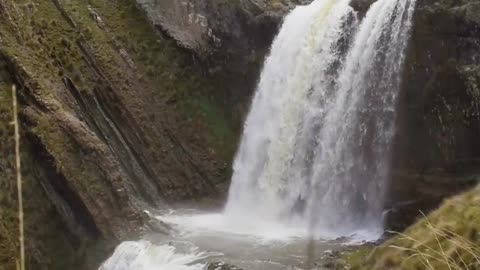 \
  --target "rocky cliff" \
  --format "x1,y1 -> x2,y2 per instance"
134,0 -> 312,126
1,0 -> 480,269
387,0 -> 480,229
0,0 -> 246,269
